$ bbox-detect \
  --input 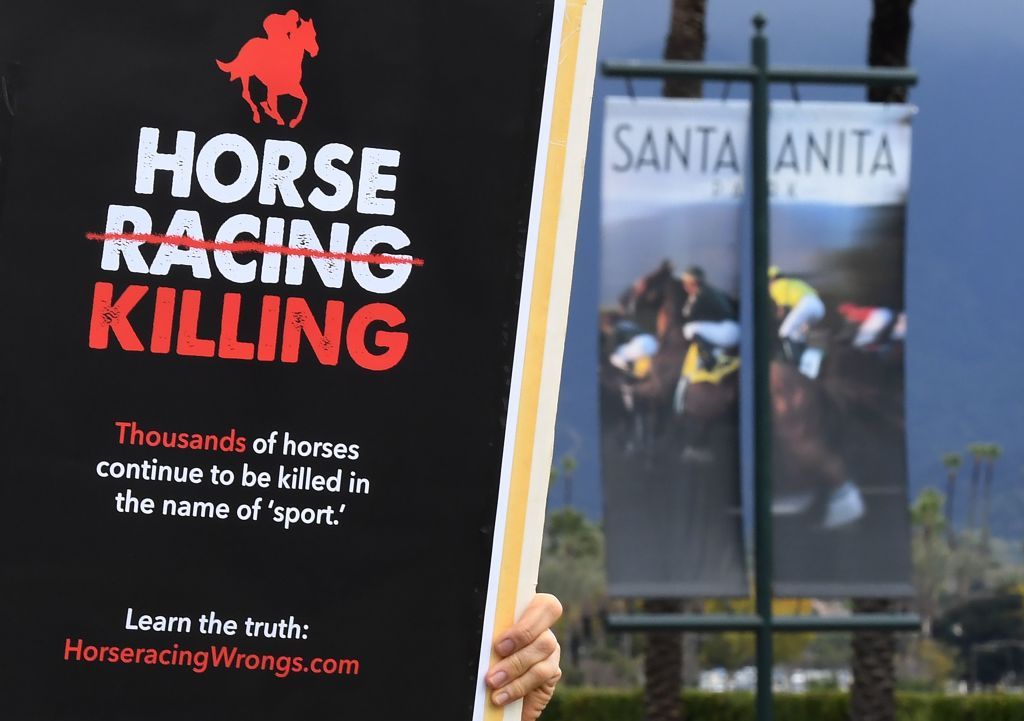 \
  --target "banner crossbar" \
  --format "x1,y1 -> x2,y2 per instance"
602,60 -> 918,88
604,613 -> 922,633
